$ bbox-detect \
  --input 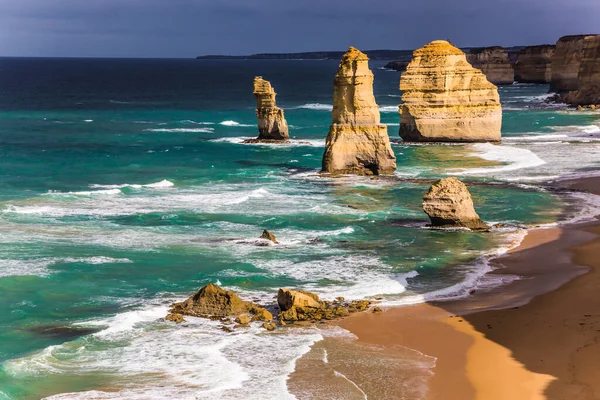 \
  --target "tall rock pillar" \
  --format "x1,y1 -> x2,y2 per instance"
321,47 -> 396,175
